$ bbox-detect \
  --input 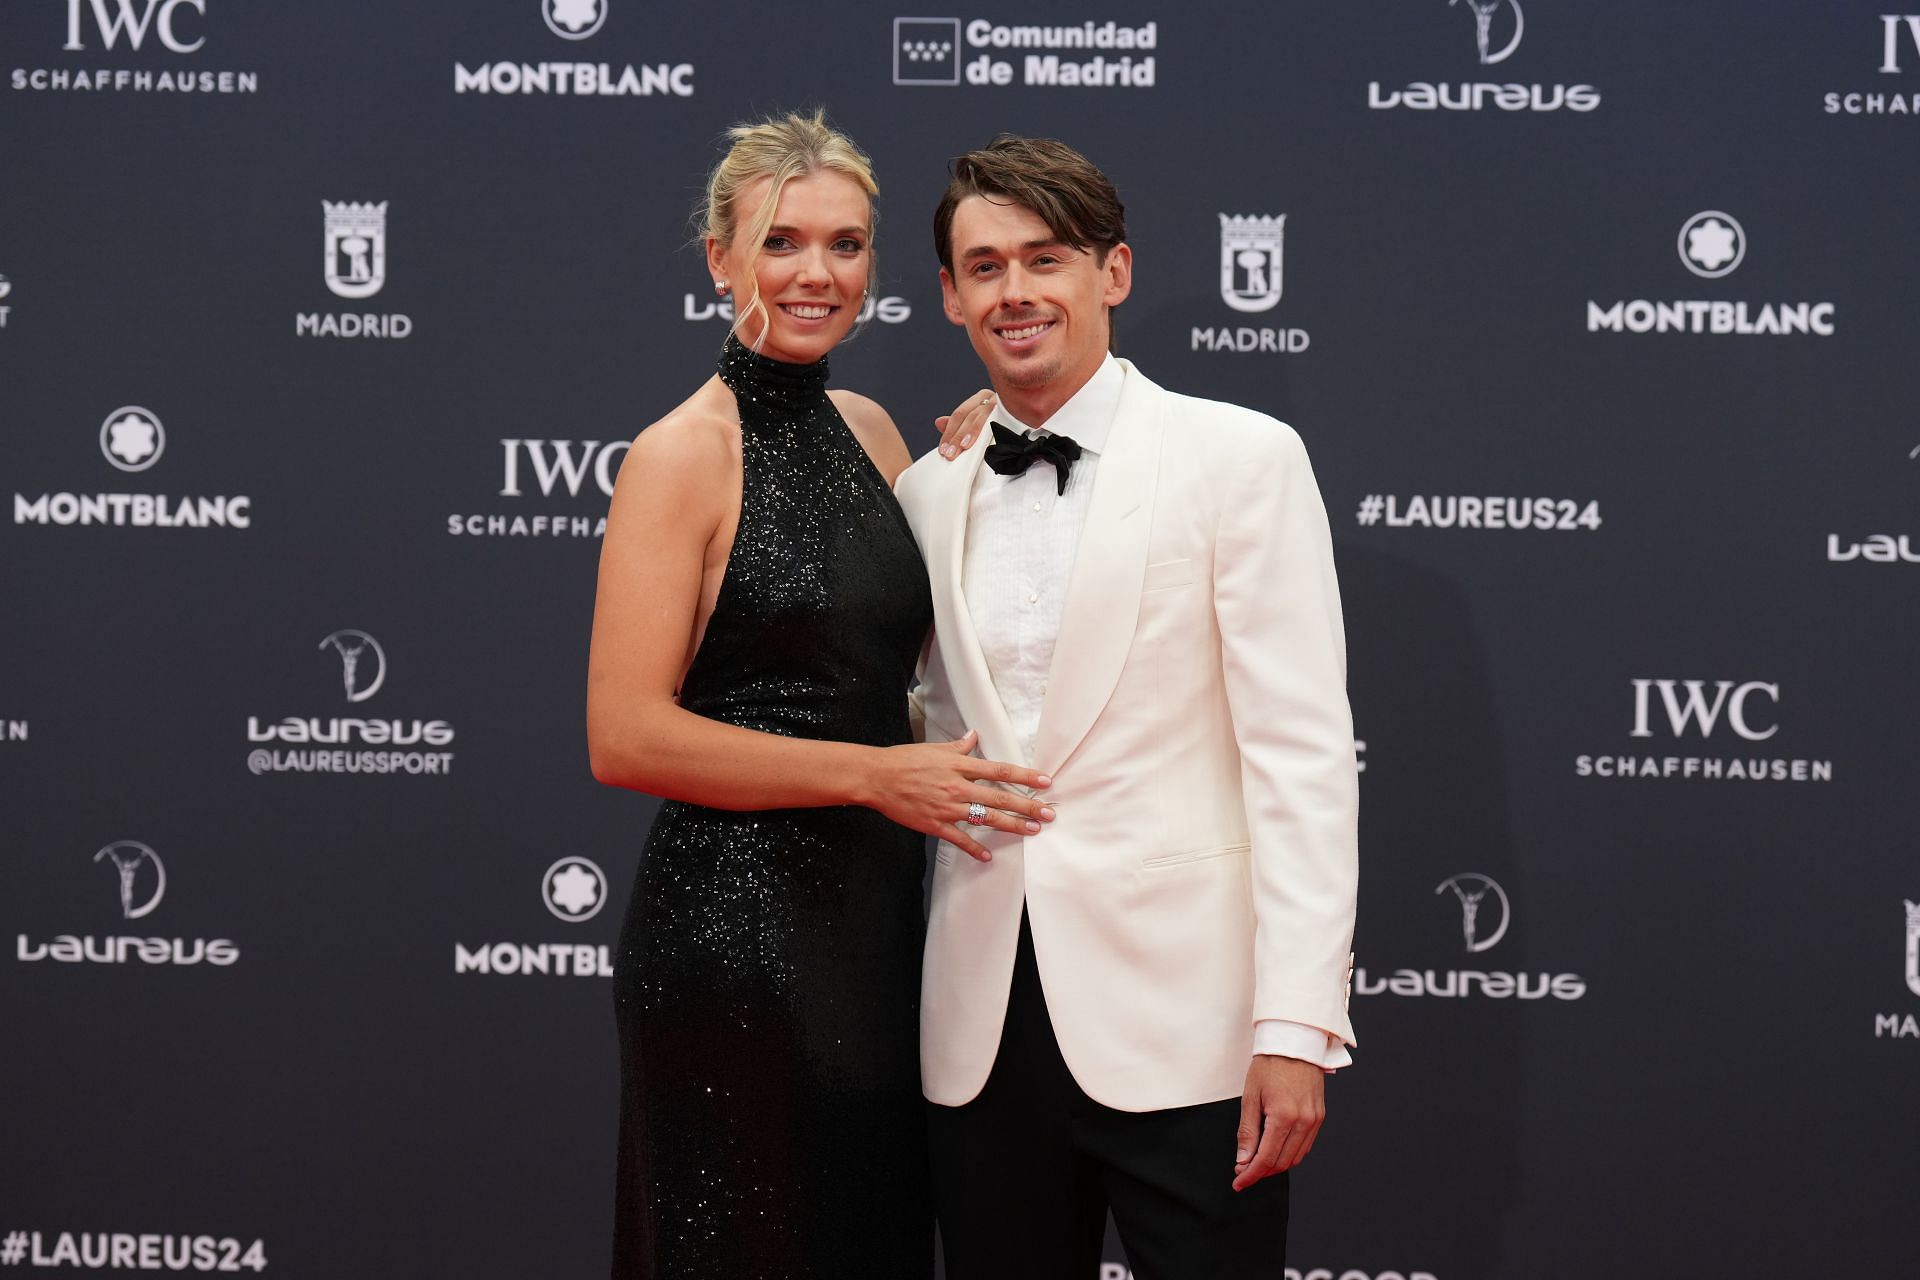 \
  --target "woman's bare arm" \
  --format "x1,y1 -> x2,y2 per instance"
585,396 -> 1052,859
